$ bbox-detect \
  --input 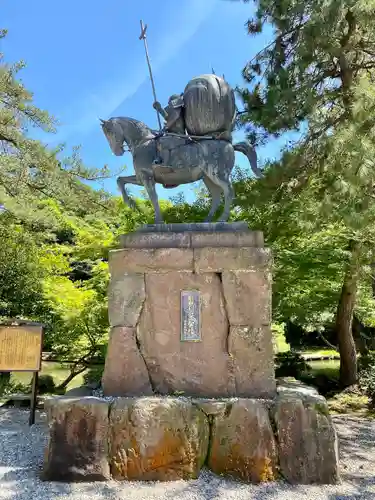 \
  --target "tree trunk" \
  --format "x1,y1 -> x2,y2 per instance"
56,366 -> 87,391
335,241 -> 361,387
371,263 -> 375,298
